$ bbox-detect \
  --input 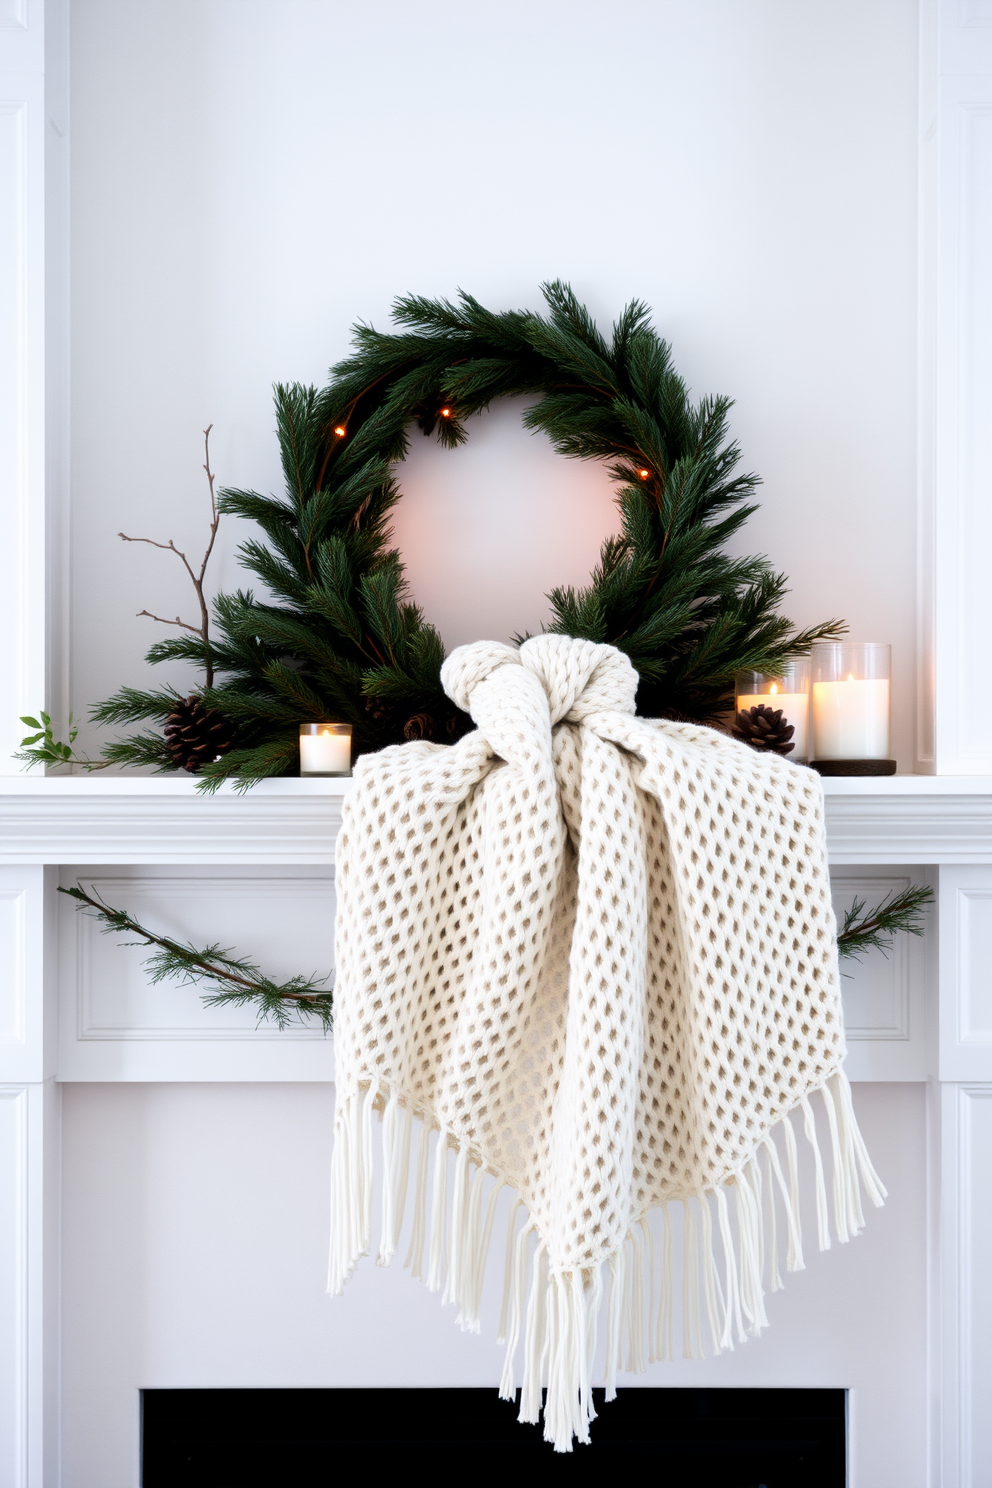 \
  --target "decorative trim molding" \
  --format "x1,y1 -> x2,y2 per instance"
3,777 -> 992,866
57,866 -> 337,1082
832,867 -> 932,1083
